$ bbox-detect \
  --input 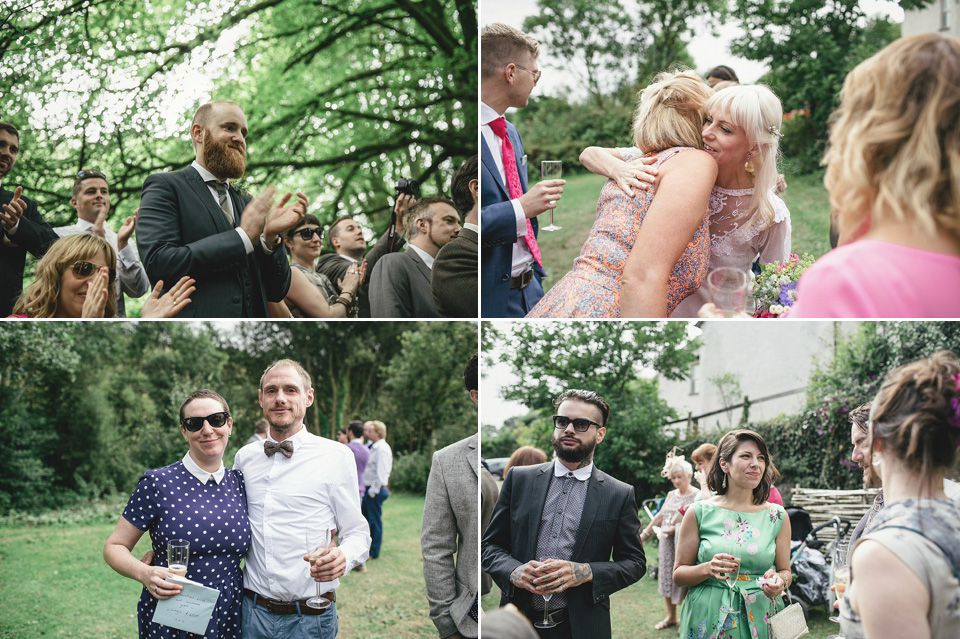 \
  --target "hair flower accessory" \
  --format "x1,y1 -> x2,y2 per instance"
767,125 -> 782,139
